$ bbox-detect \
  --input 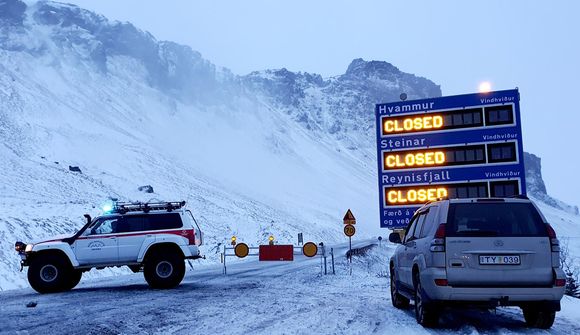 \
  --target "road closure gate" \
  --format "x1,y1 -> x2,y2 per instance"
221,237 -> 333,275
375,89 -> 526,229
